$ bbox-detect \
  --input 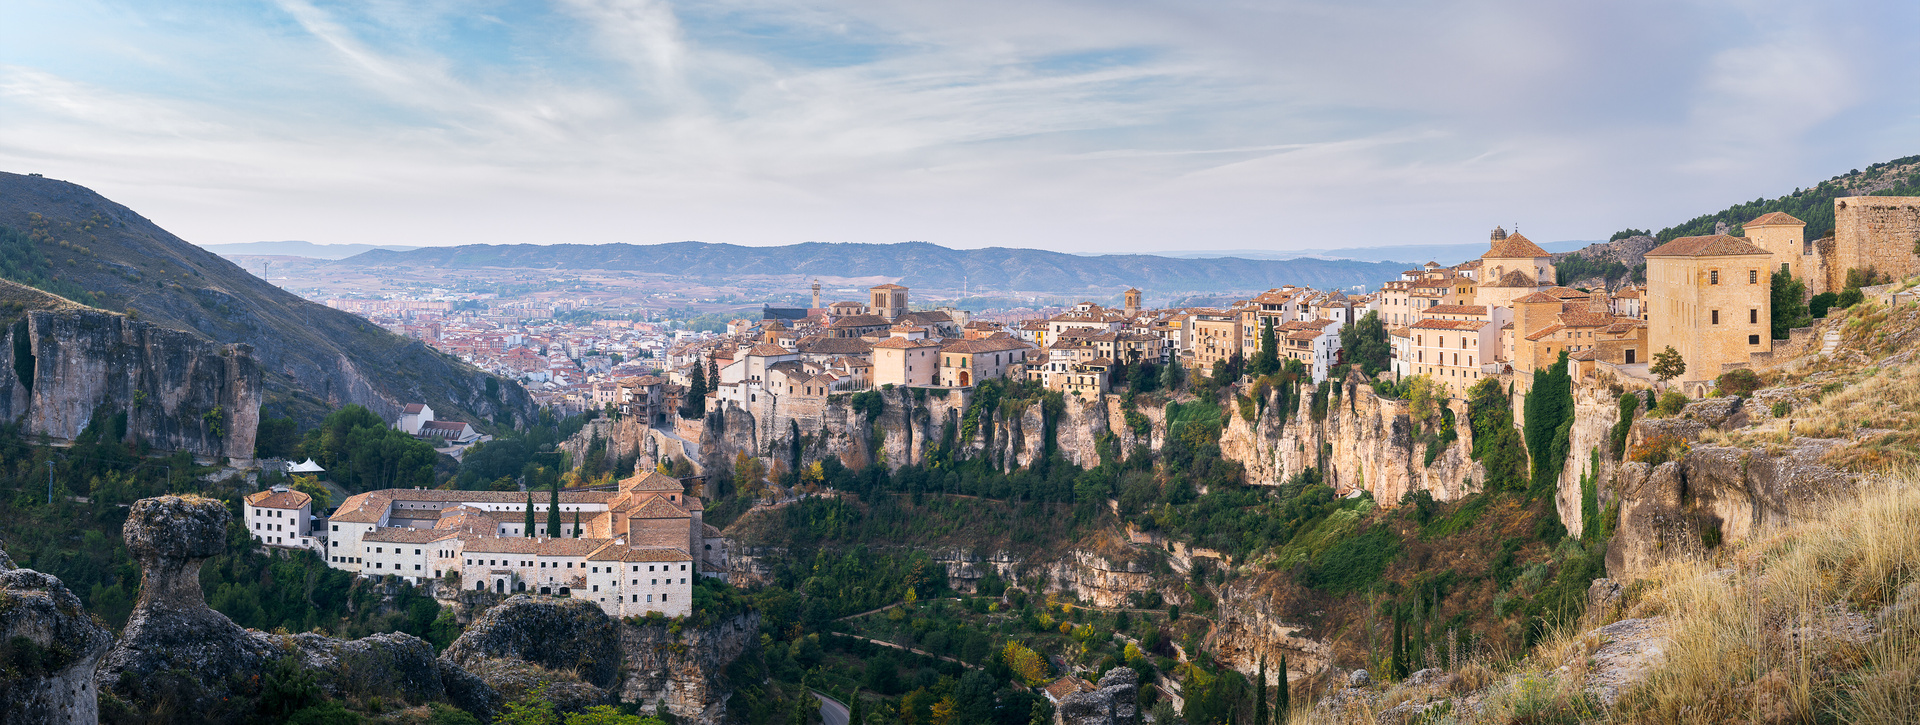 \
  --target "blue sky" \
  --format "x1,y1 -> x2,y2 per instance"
2,0 -> 1916,253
